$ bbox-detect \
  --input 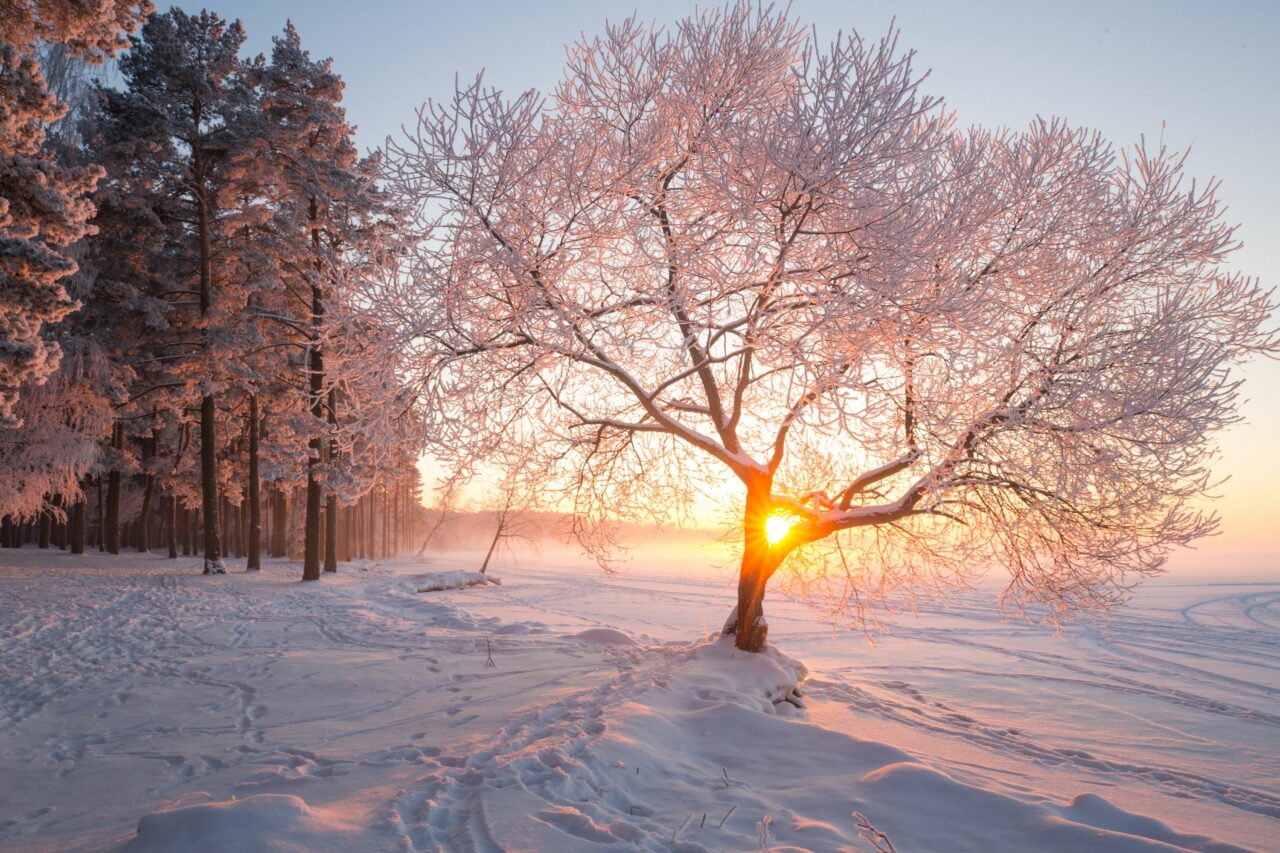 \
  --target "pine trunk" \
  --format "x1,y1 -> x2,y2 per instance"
96,476 -> 104,551
247,395 -> 261,569
38,508 -> 51,549
200,395 -> 224,573
136,431 -> 156,552
166,495 -> 178,558
137,474 -> 155,553
105,424 -> 123,554
324,389 -> 337,573
271,486 -> 287,557
71,497 -> 86,554
303,196 -> 325,582
194,107 -> 224,575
